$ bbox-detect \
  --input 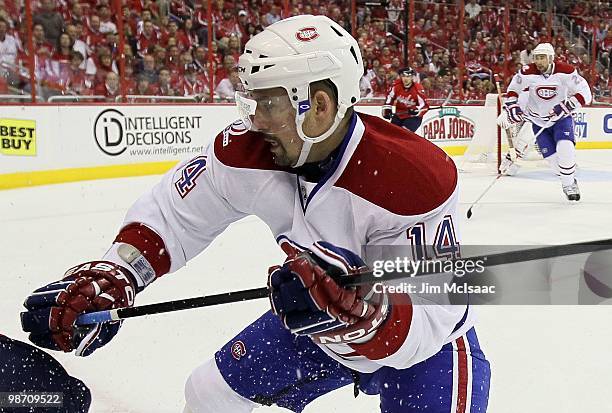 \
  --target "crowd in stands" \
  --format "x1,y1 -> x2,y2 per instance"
0,0 -> 609,103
